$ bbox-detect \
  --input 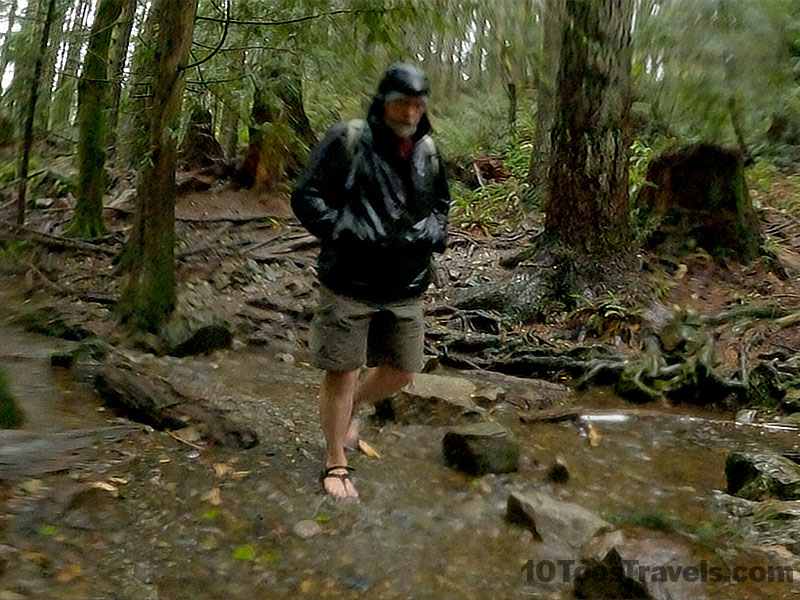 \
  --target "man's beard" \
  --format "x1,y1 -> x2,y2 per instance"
387,122 -> 417,139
